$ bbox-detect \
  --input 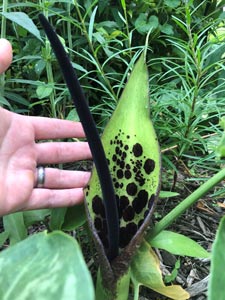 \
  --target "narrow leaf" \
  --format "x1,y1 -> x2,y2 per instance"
88,6 -> 98,43
2,12 -> 42,41
149,230 -> 211,258
62,204 -> 87,230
